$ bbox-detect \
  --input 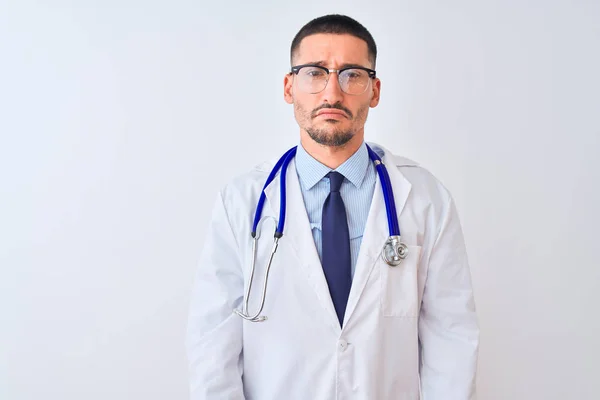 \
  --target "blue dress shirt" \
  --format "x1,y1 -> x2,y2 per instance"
294,142 -> 376,278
